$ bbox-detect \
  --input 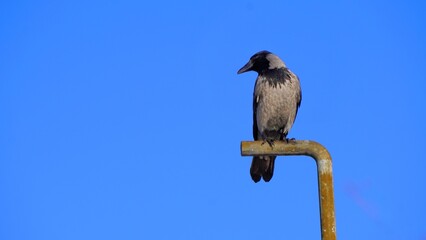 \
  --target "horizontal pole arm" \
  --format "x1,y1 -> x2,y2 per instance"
241,140 -> 331,161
